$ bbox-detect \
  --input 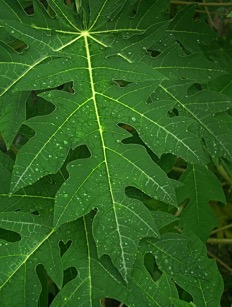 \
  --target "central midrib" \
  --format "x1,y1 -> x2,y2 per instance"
83,31 -> 128,279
